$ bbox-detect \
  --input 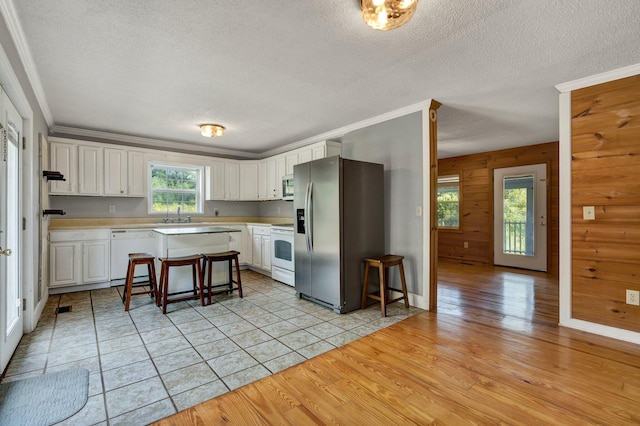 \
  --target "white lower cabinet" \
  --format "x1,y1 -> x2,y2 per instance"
49,229 -> 110,289
82,241 -> 110,283
247,225 -> 271,272
262,235 -> 271,270
227,225 -> 250,265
